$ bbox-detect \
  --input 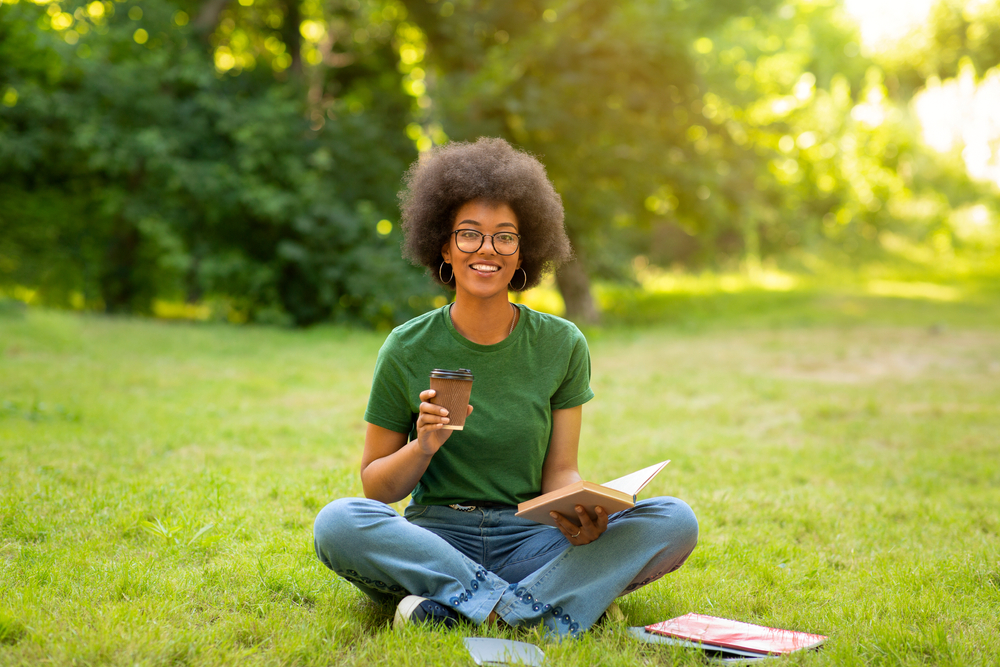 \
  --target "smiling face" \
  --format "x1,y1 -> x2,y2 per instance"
441,199 -> 521,301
